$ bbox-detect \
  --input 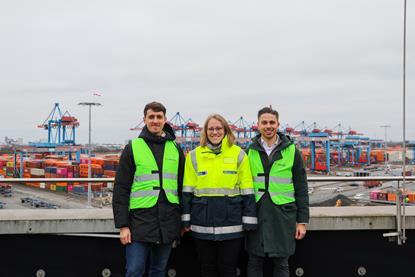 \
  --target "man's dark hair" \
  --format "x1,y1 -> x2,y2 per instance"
143,101 -> 166,117
257,107 -> 279,120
